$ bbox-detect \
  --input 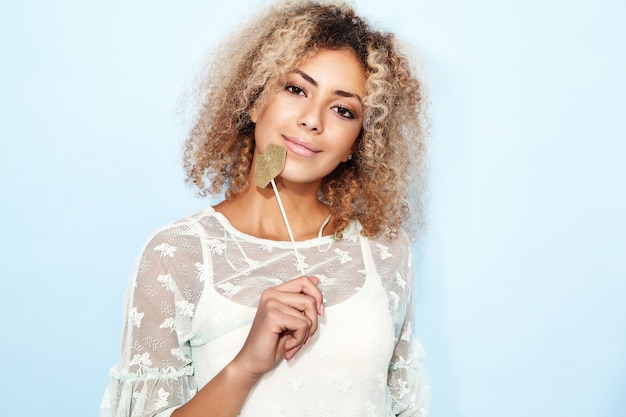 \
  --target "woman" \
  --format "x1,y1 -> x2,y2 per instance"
100,1 -> 430,416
